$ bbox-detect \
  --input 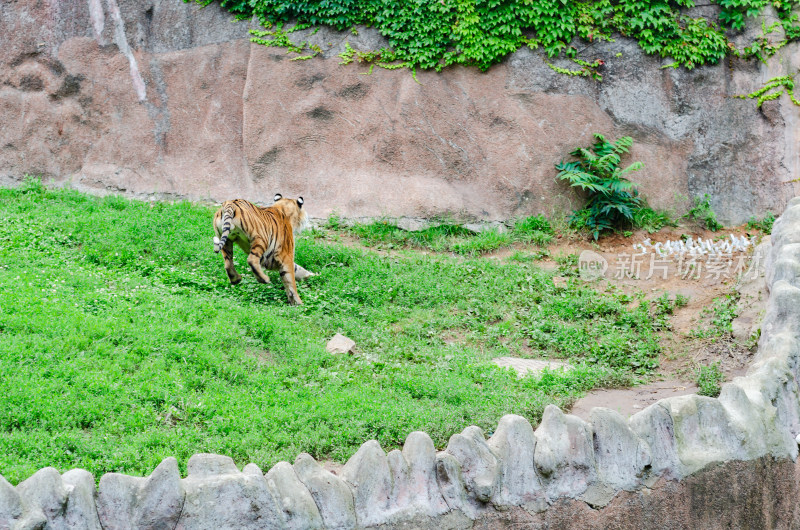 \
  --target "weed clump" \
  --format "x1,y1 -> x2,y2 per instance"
512,215 -> 554,246
746,212 -> 775,234
696,362 -> 724,397
686,194 -> 723,231
346,213 -> 554,256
